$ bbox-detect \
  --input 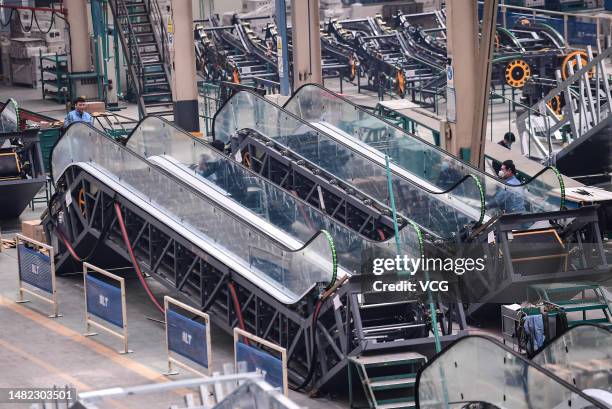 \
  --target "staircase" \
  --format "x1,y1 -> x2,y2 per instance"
517,46 -> 612,186
350,352 -> 426,409
109,0 -> 174,119
529,282 -> 612,328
